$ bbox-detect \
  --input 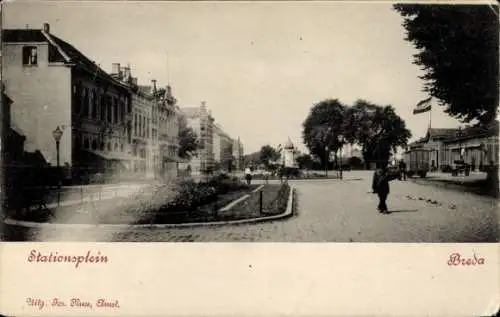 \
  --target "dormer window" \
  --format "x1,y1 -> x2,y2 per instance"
22,46 -> 38,66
